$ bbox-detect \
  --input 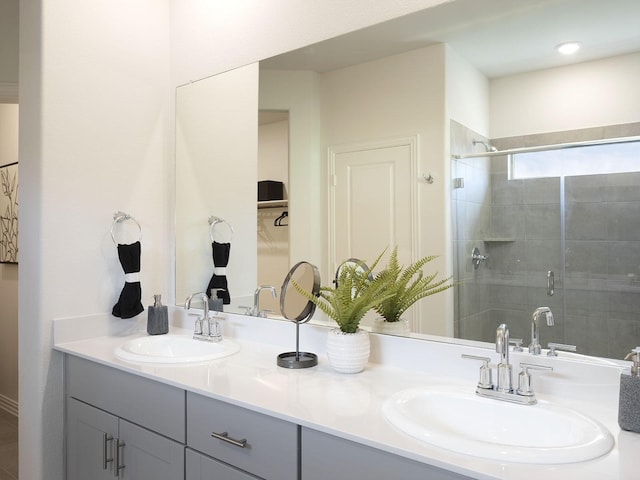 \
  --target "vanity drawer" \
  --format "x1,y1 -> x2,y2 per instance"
186,448 -> 257,480
65,355 -> 185,442
186,392 -> 298,480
